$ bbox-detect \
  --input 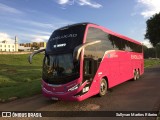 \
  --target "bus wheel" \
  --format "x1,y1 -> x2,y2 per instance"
136,70 -> 140,79
99,78 -> 107,97
133,70 -> 137,81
